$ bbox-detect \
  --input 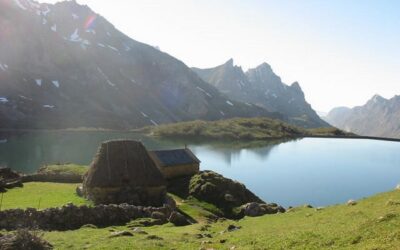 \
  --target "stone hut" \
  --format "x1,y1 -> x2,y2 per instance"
148,148 -> 200,179
82,140 -> 167,206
